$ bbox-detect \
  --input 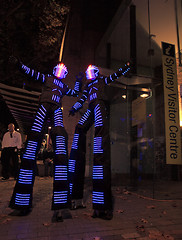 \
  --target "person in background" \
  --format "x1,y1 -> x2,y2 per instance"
1,123 -> 22,180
